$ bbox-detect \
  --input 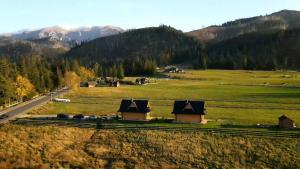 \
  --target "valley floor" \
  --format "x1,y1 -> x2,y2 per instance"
31,70 -> 300,126
1,70 -> 300,168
